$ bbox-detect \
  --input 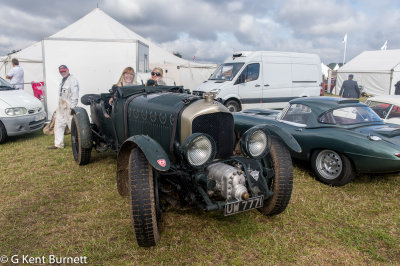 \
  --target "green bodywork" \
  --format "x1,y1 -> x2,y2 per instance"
234,119 -> 302,153
119,135 -> 171,171
234,97 -> 400,173
90,85 -> 196,155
